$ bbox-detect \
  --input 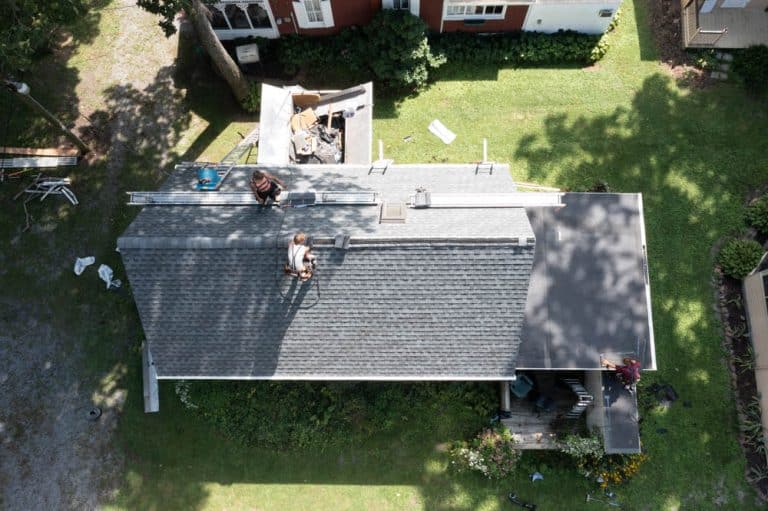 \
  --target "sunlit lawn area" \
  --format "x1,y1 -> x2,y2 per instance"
2,0 -> 768,508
